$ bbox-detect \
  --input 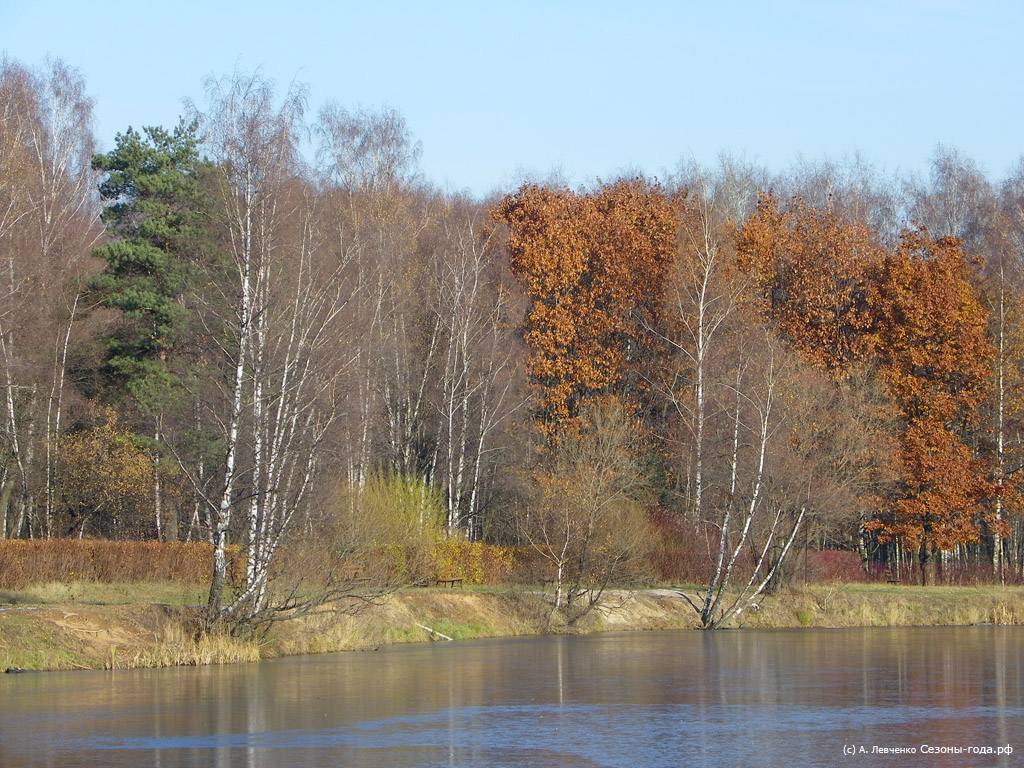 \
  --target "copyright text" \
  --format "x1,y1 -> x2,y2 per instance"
842,744 -> 1013,756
